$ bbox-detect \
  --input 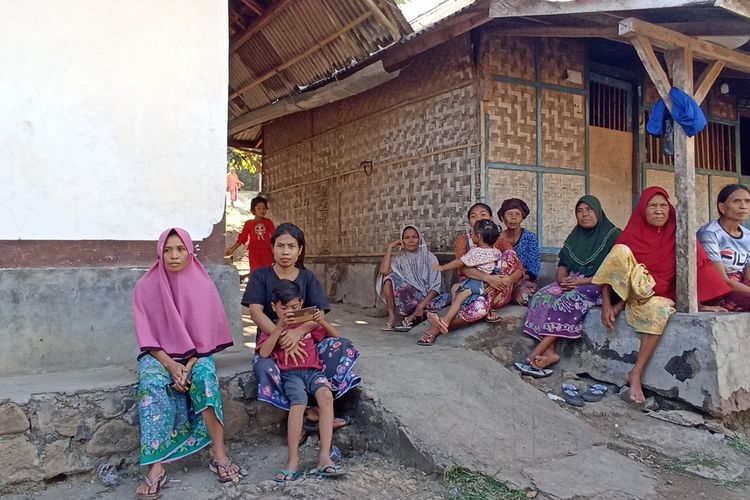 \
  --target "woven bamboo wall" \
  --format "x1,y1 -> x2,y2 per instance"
541,90 -> 585,169
486,81 -> 536,165
262,36 -> 481,256
541,174 -> 586,247
539,38 -> 585,89
482,34 -> 535,80
483,30 -> 588,248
